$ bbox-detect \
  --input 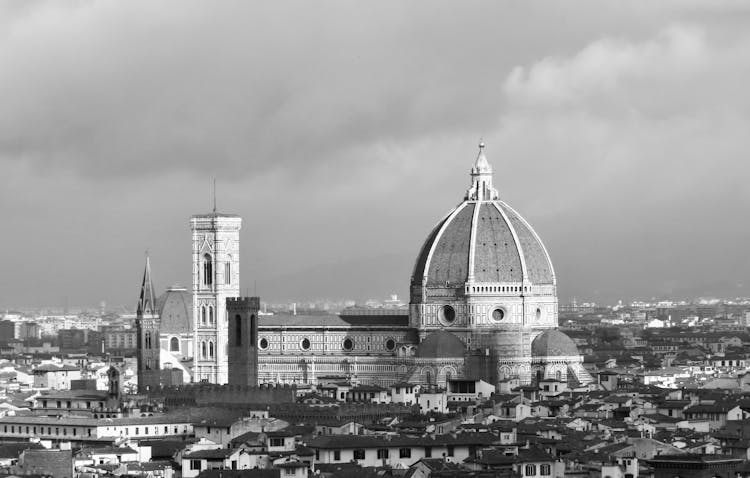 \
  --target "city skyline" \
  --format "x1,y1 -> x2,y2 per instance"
2,1 -> 750,308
